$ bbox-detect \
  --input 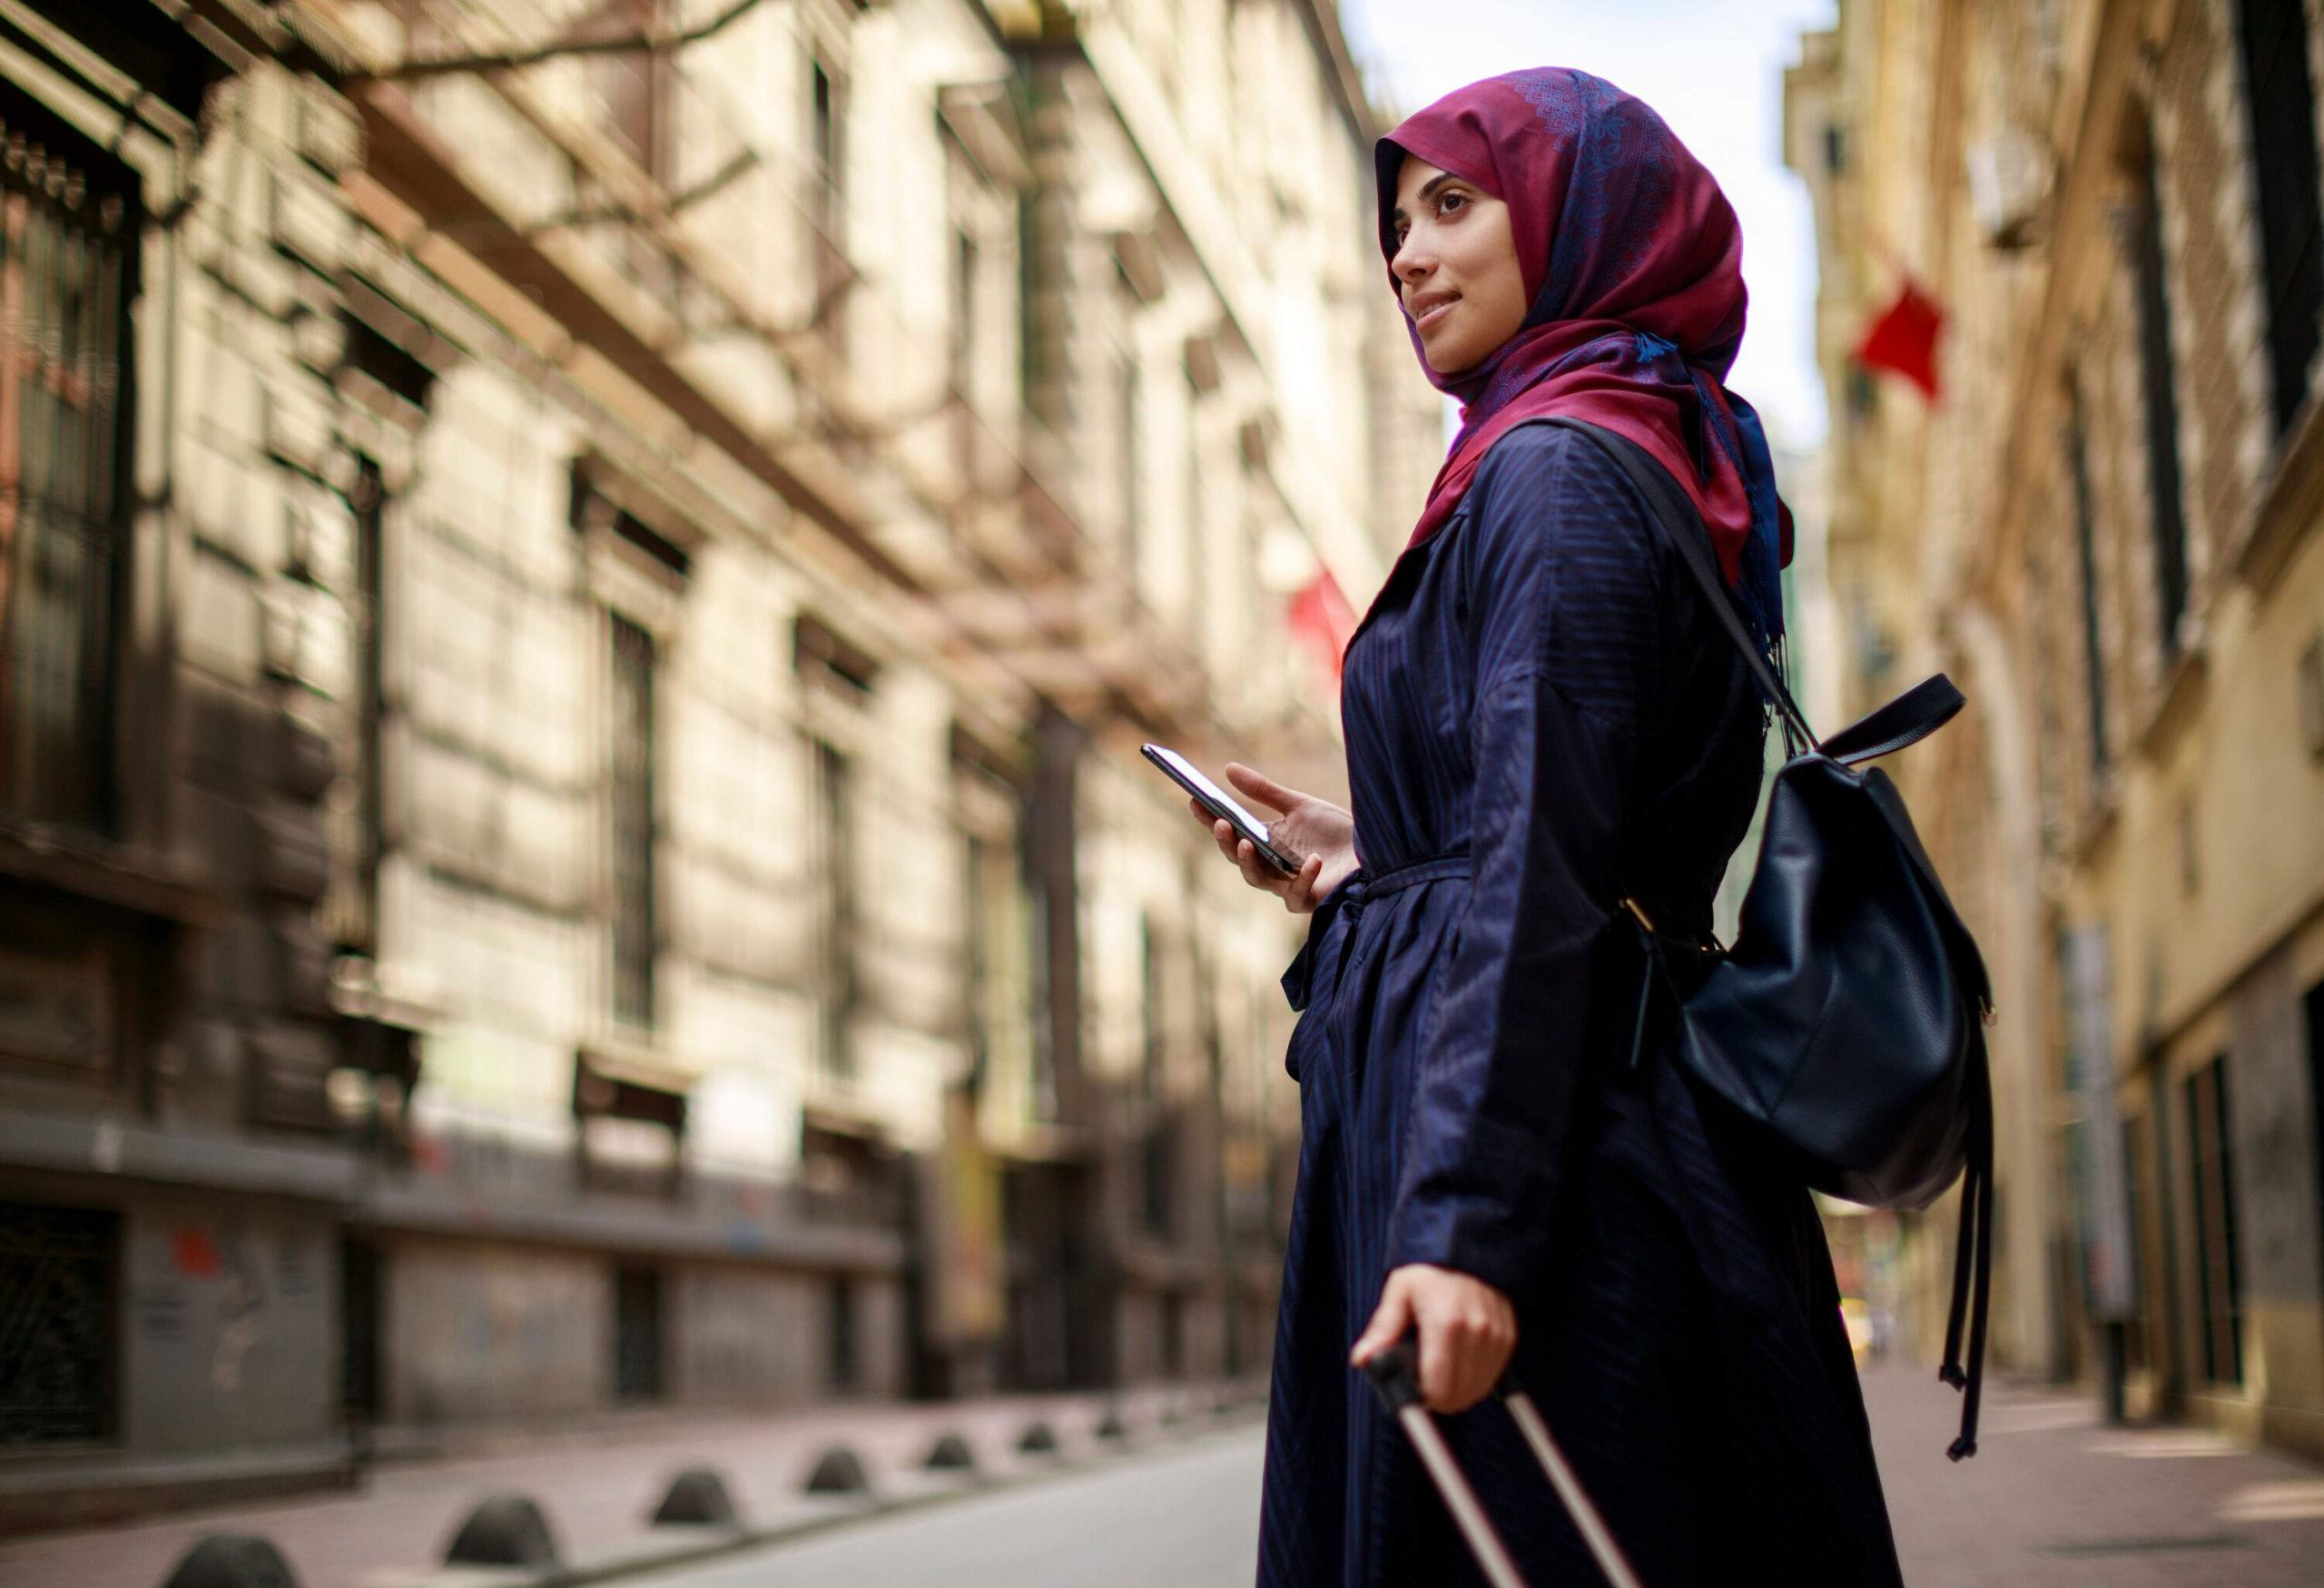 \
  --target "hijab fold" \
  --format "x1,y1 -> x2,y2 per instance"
1378,69 -> 1789,649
